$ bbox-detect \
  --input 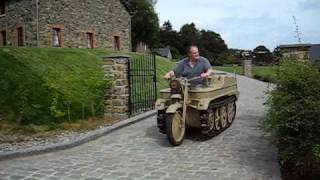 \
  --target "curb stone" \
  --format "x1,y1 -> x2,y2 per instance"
0,110 -> 156,161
